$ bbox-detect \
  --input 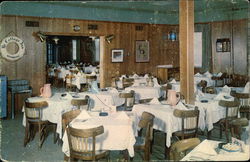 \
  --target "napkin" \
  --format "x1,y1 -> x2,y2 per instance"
74,110 -> 91,121
174,102 -> 188,110
170,79 -> 177,84
91,71 -> 96,75
243,82 -> 250,93
120,75 -> 127,81
153,78 -> 161,87
149,97 -> 161,105
217,72 -> 223,77
204,71 -> 213,78
221,85 -> 231,93
132,74 -> 139,78
144,74 -> 149,78
115,111 -> 130,120
194,140 -> 217,156
195,73 -> 202,77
